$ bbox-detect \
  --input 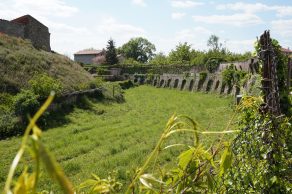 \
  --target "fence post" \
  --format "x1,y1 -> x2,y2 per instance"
288,58 -> 291,91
